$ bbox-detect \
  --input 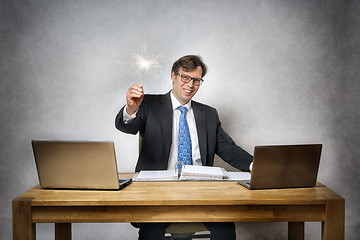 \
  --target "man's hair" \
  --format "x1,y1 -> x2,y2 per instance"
171,55 -> 208,78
